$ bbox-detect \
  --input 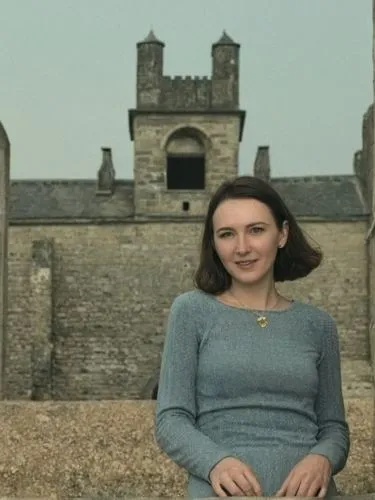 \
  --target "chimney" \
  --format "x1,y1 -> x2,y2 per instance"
253,146 -> 271,182
353,150 -> 362,178
97,147 -> 115,195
